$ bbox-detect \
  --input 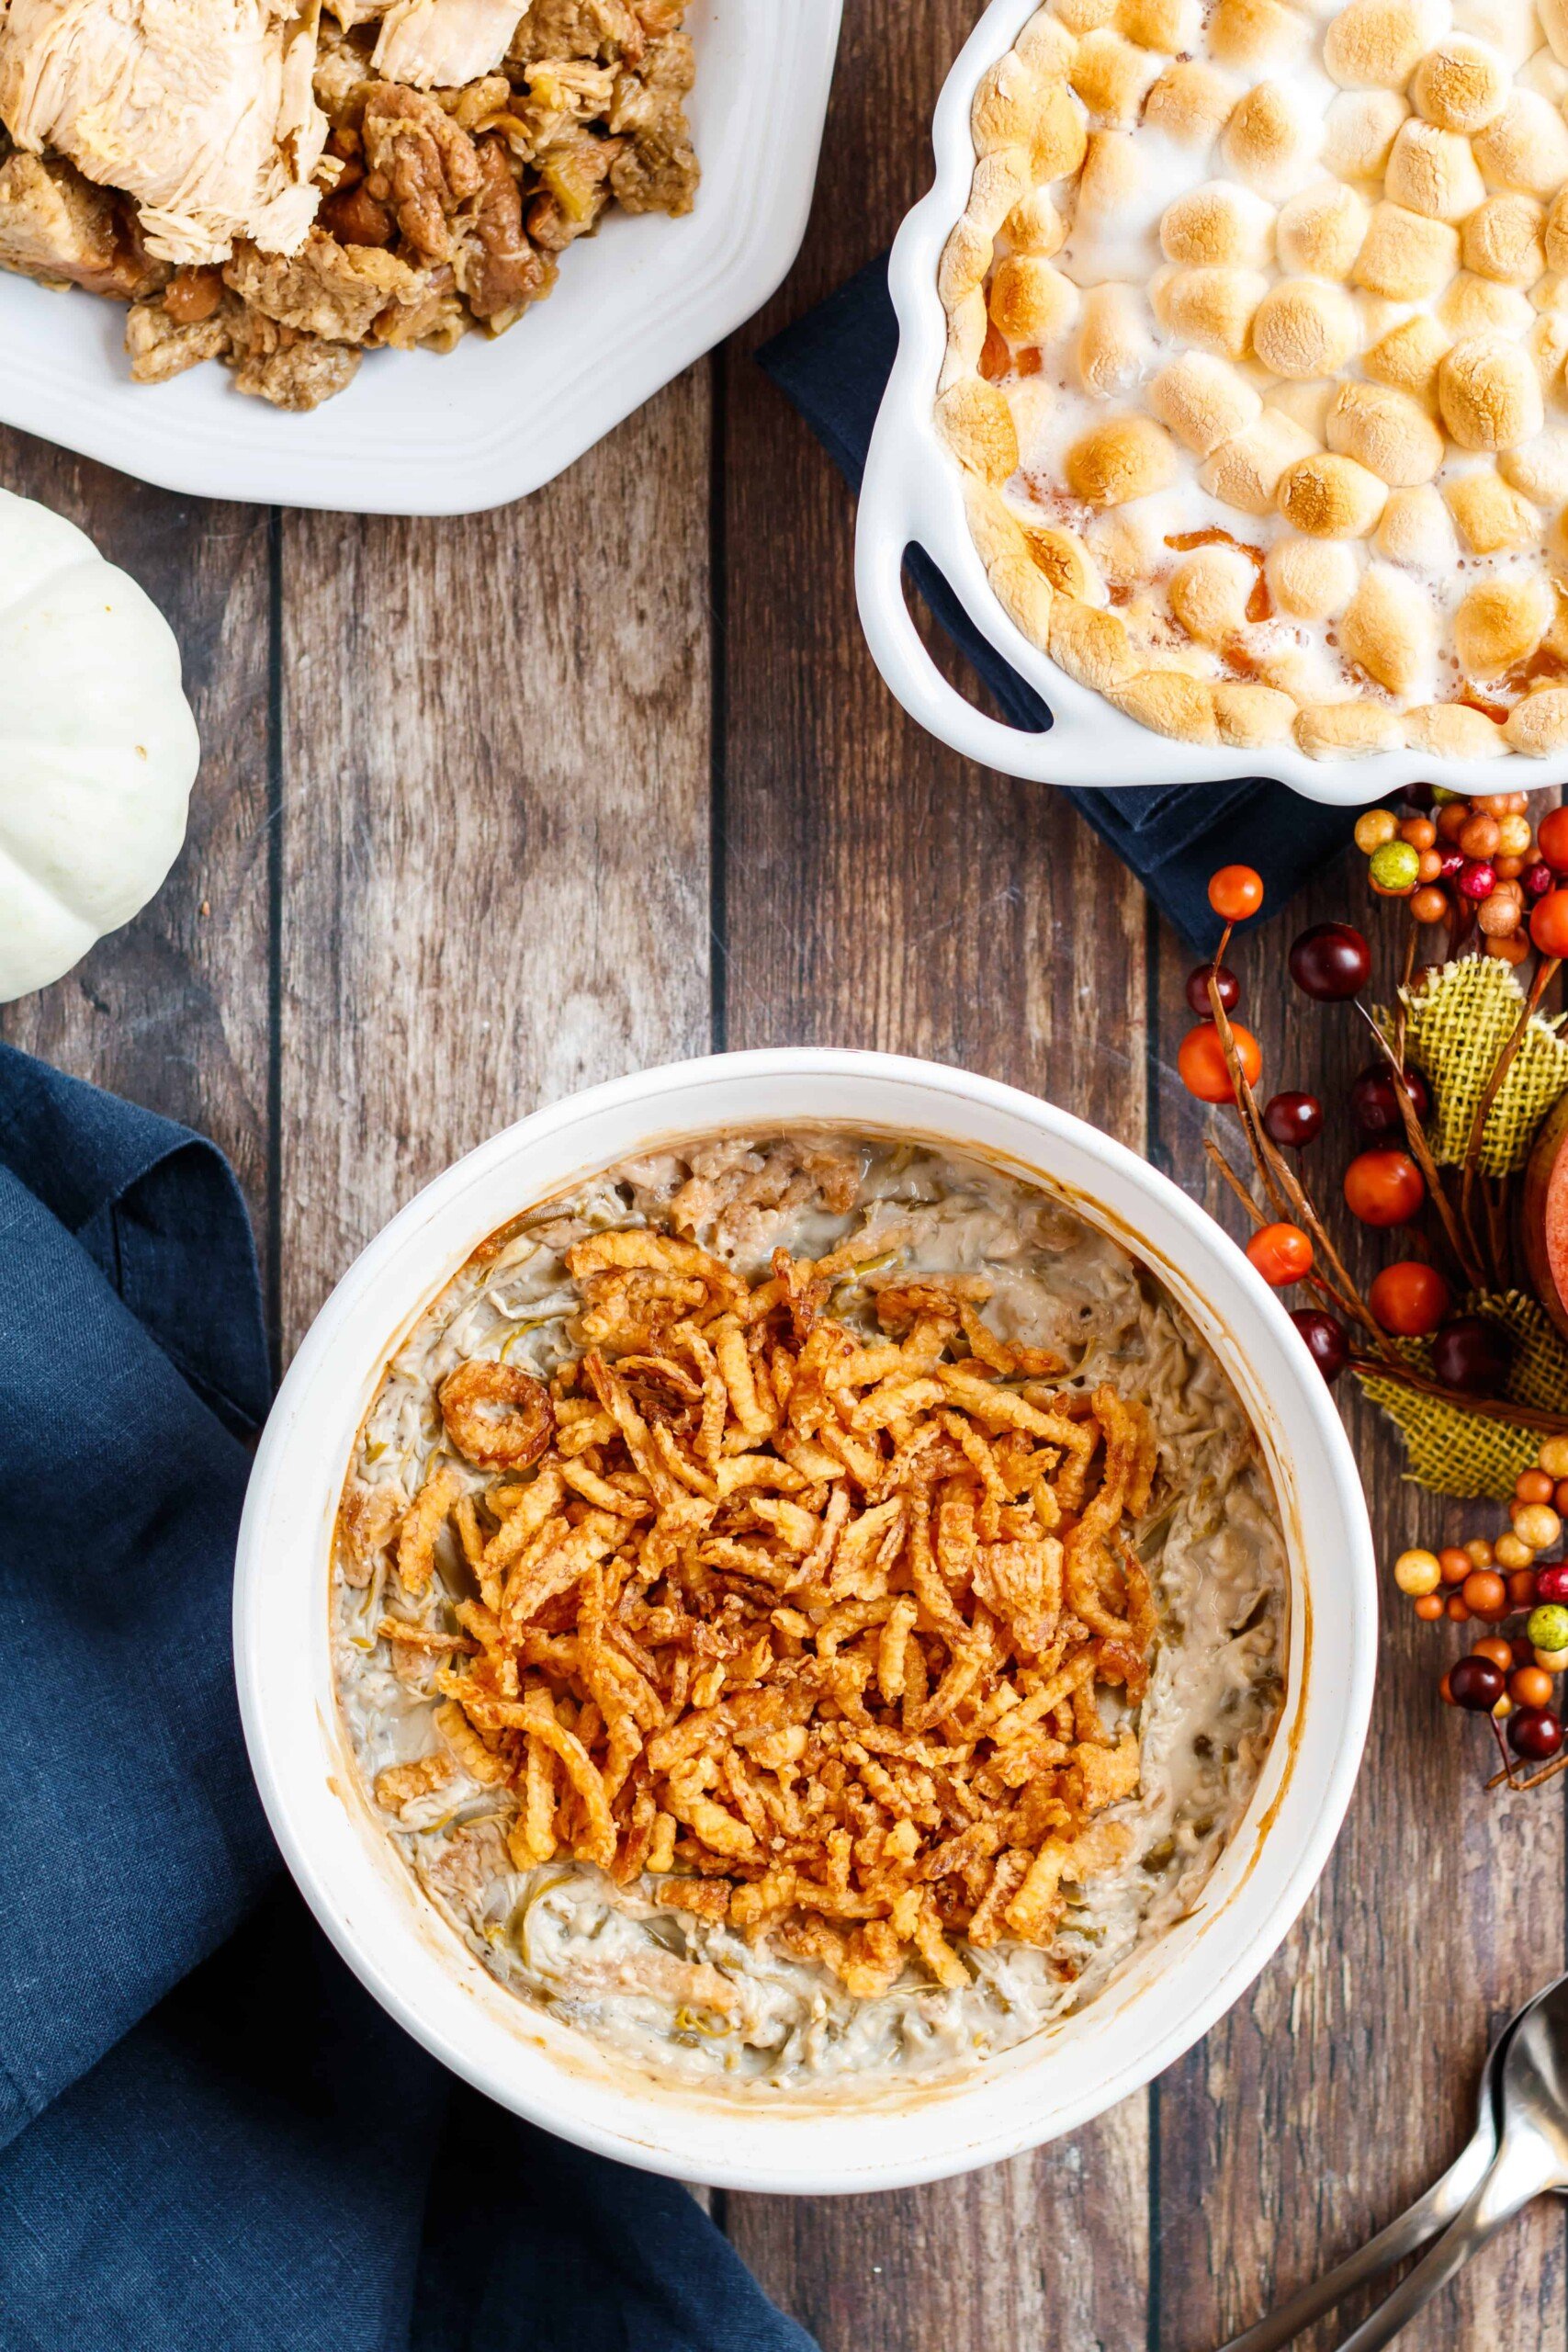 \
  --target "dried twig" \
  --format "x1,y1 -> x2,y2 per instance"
1204,1140 -> 1369,1329
1483,1174 -> 1511,1294
1355,1002 -> 1485,1290
1393,911 -> 1418,1067
1487,1747 -> 1568,1793
1208,980 -> 1392,1352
